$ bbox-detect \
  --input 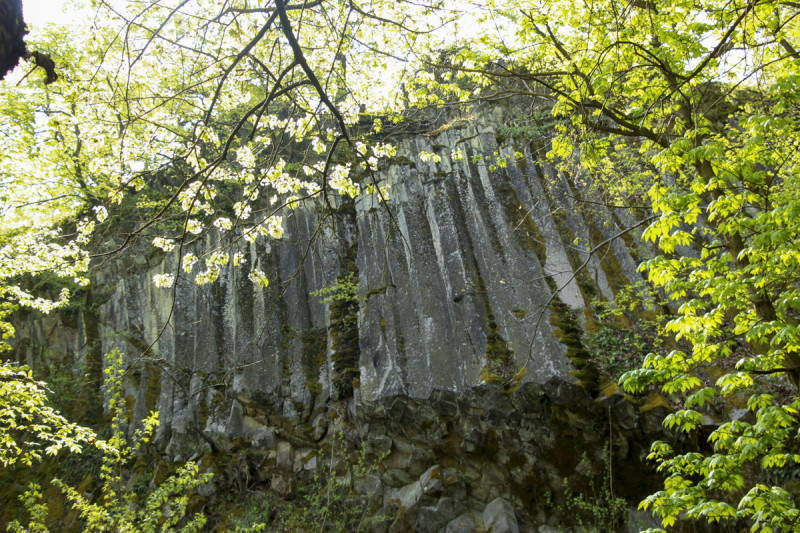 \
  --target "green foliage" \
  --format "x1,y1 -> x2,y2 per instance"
584,324 -> 652,378
0,363 -> 97,468
555,447 -> 628,532
468,0 -> 800,529
227,500 -> 270,533
7,483 -> 49,533
311,272 -> 361,306
3,0 -> 800,531
8,350 -> 211,532
277,435 -> 390,532
437,0 -> 800,528
585,283 -> 668,377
